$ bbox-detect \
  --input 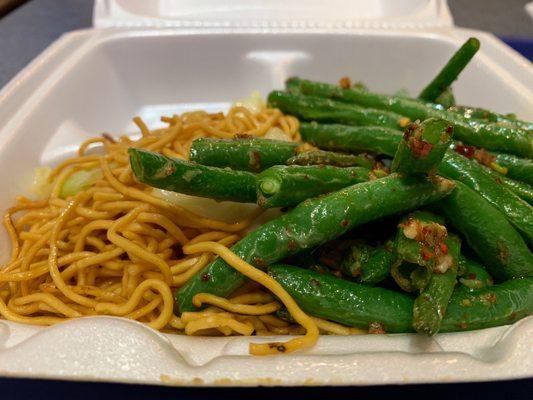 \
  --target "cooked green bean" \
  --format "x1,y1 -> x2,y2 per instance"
286,150 -> 375,168
435,181 -> 533,281
458,256 -> 494,291
339,242 -> 394,285
391,118 -> 453,174
256,165 -> 371,208
480,164 -> 533,205
176,174 -> 454,312
128,148 -> 257,203
491,151 -> 533,185
440,278 -> 533,332
418,38 -> 480,103
189,137 -> 299,172
272,267 -> 533,333
394,211 -> 448,270
438,151 -> 533,243
300,122 -> 533,243
300,121 -> 402,156
294,79 -> 533,157
434,87 -> 456,108
447,105 -> 533,131
412,234 -> 461,335
267,90 -> 407,129
268,264 -> 414,332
